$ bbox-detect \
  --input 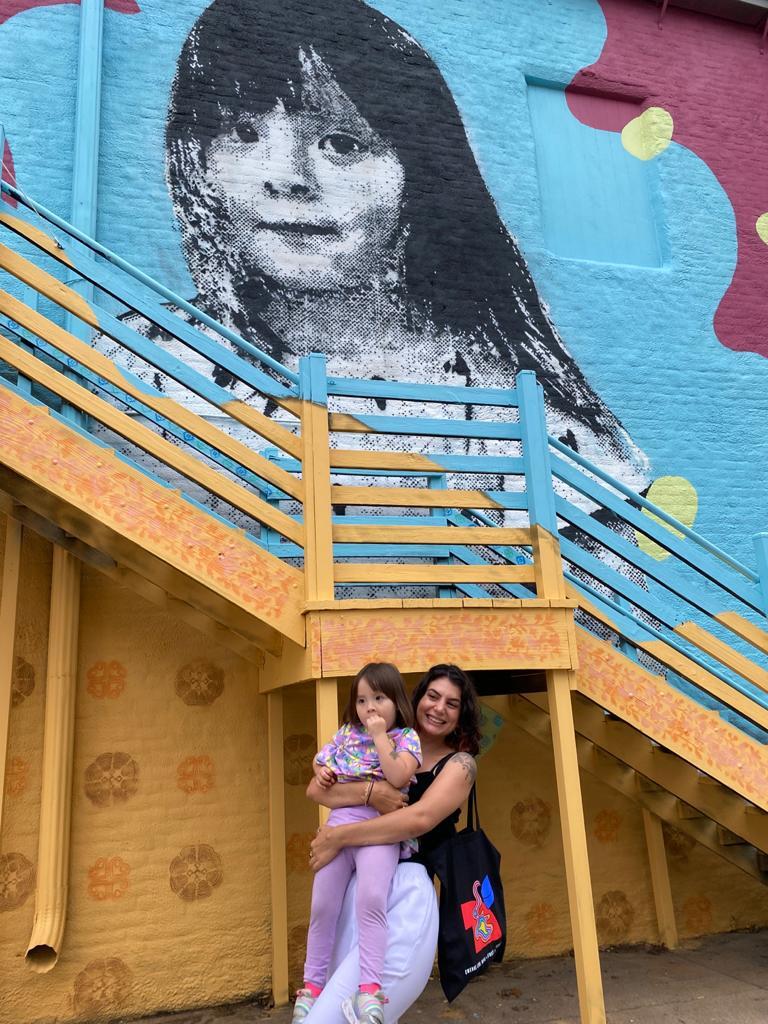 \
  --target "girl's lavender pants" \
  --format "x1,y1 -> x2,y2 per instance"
303,805 -> 401,989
